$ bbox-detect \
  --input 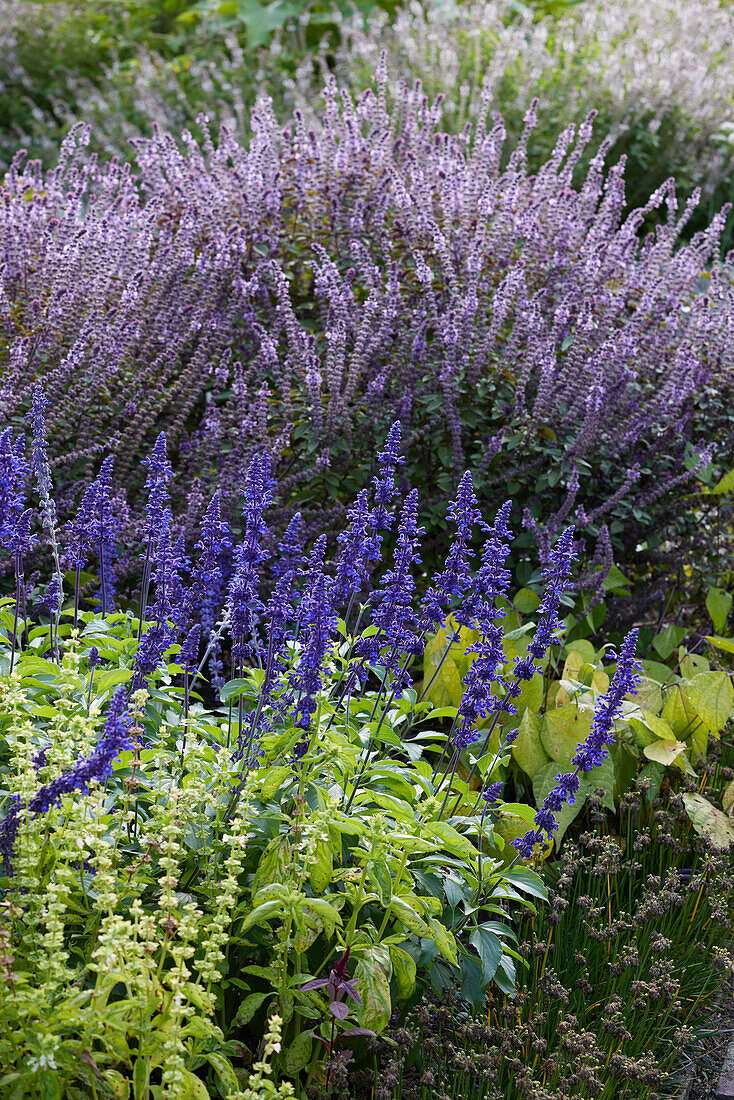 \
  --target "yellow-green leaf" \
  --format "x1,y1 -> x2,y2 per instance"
388,945 -> 416,1000
355,947 -> 392,1034
511,710 -> 550,779
541,707 -> 593,767
643,740 -> 687,766
681,793 -> 734,849
684,671 -> 734,735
